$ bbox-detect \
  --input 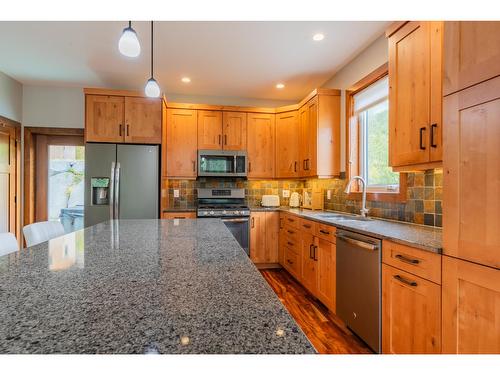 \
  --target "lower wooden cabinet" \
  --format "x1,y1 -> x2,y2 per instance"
161,211 -> 196,219
316,237 -> 336,312
382,263 -> 441,354
250,212 -> 279,264
442,256 -> 500,354
301,231 -> 317,293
